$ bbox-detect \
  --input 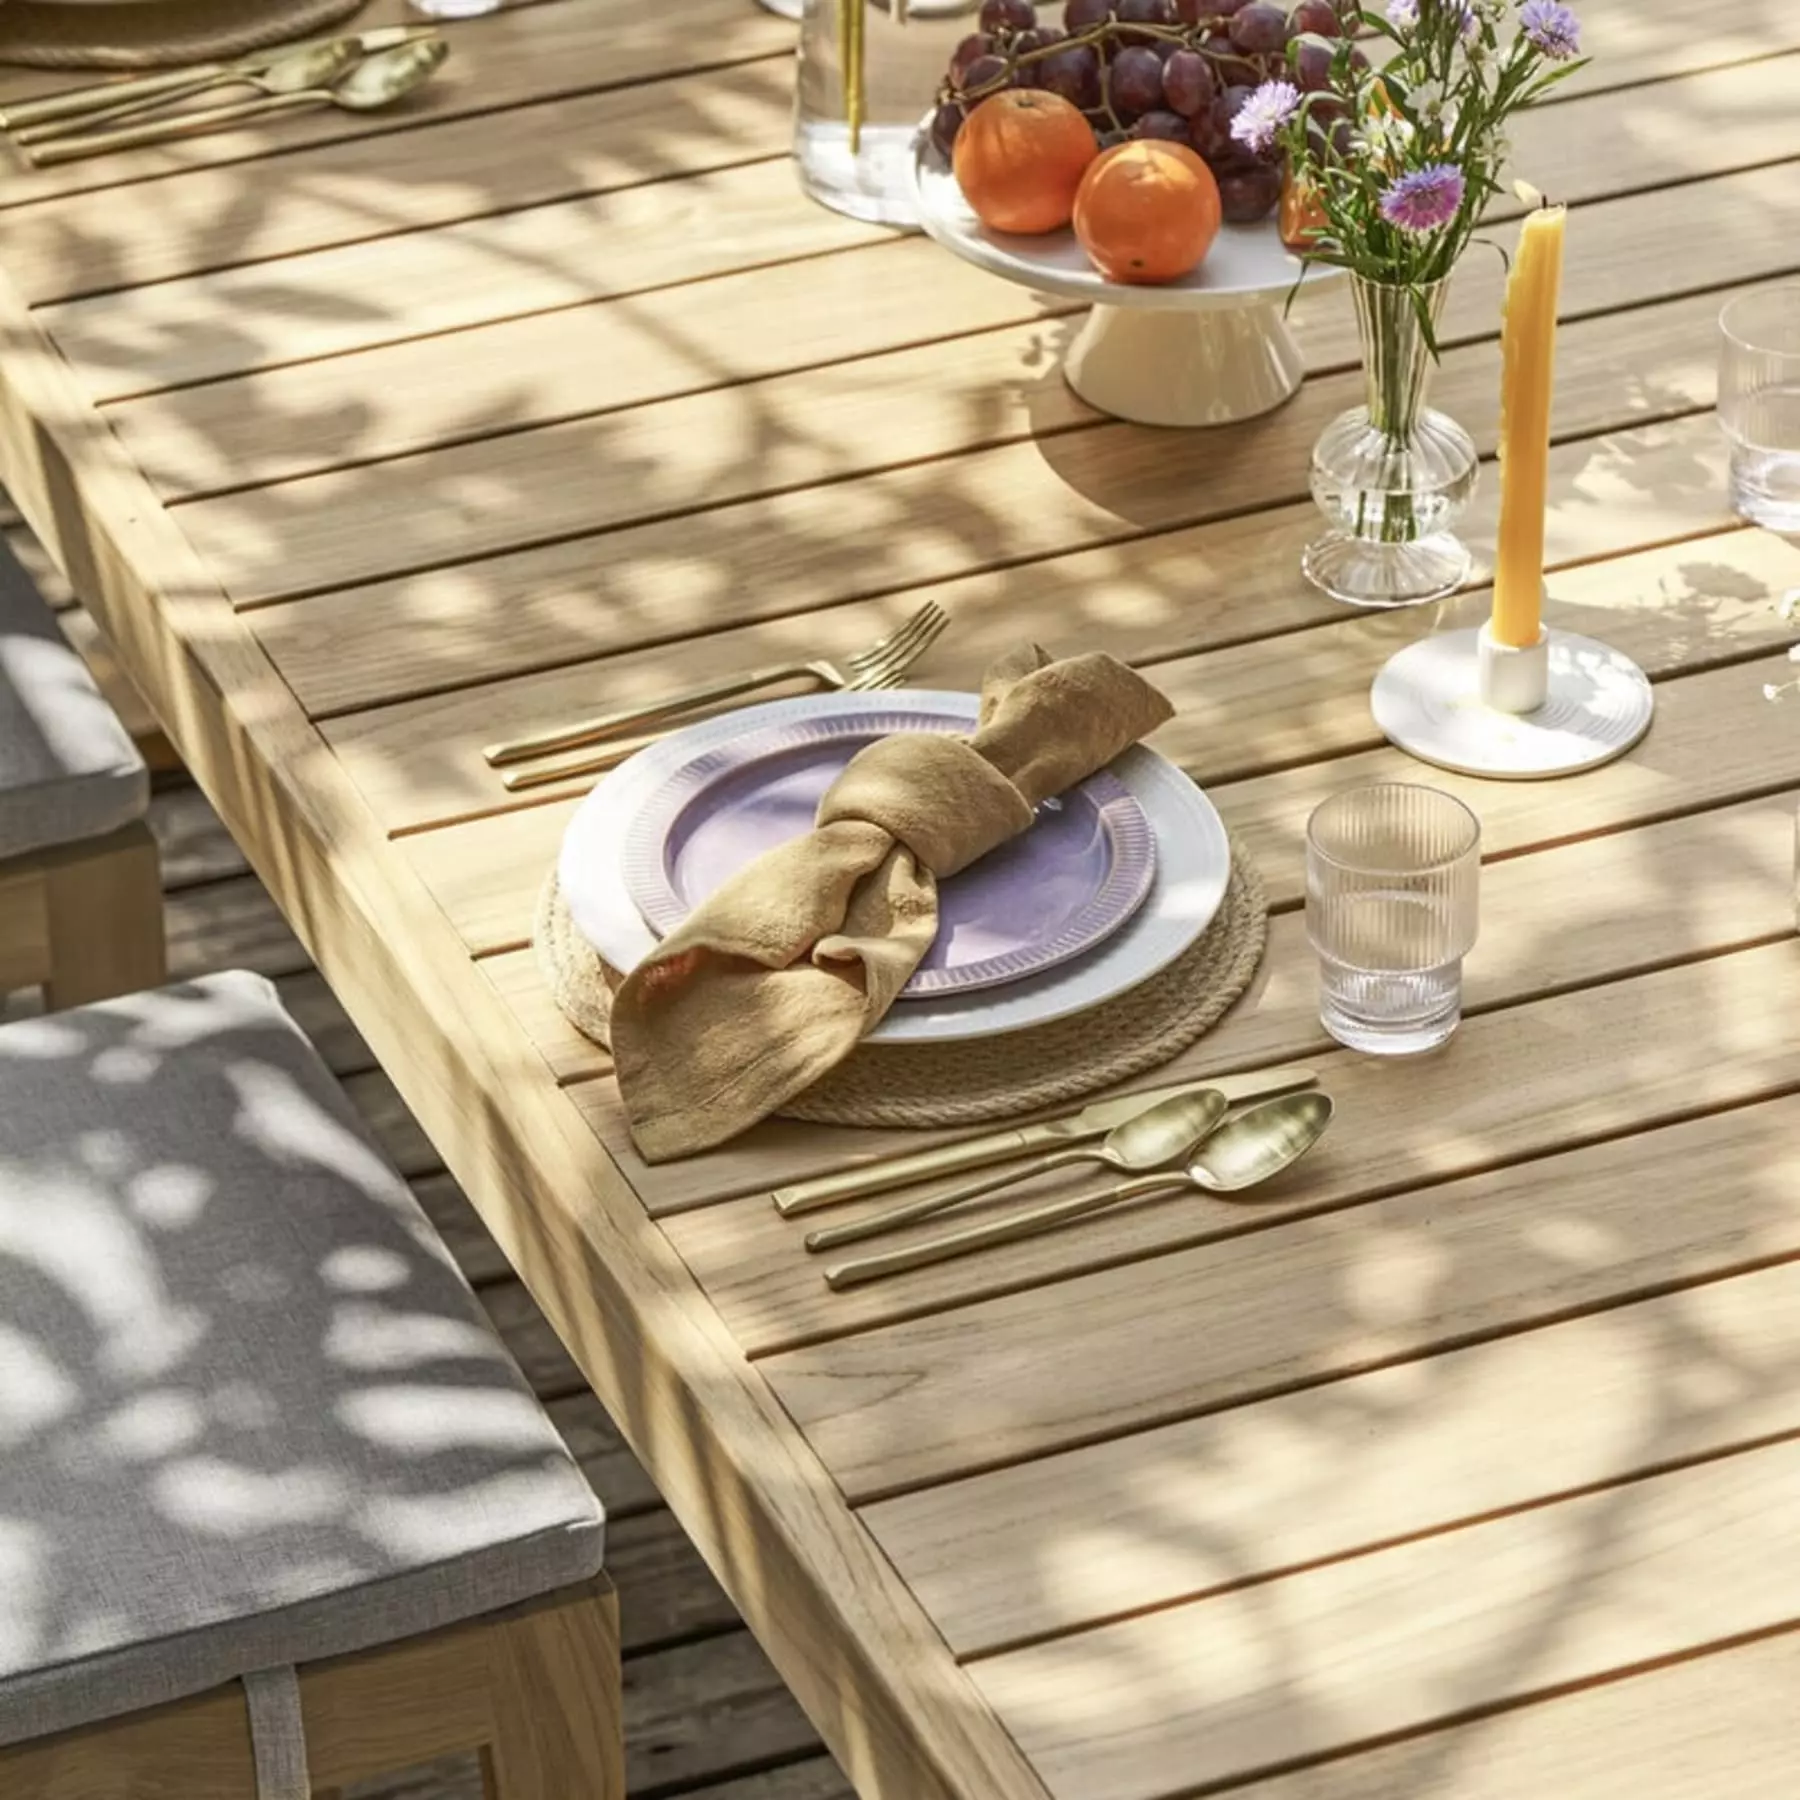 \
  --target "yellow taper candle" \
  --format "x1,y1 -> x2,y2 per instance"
1491,203 -> 1566,648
